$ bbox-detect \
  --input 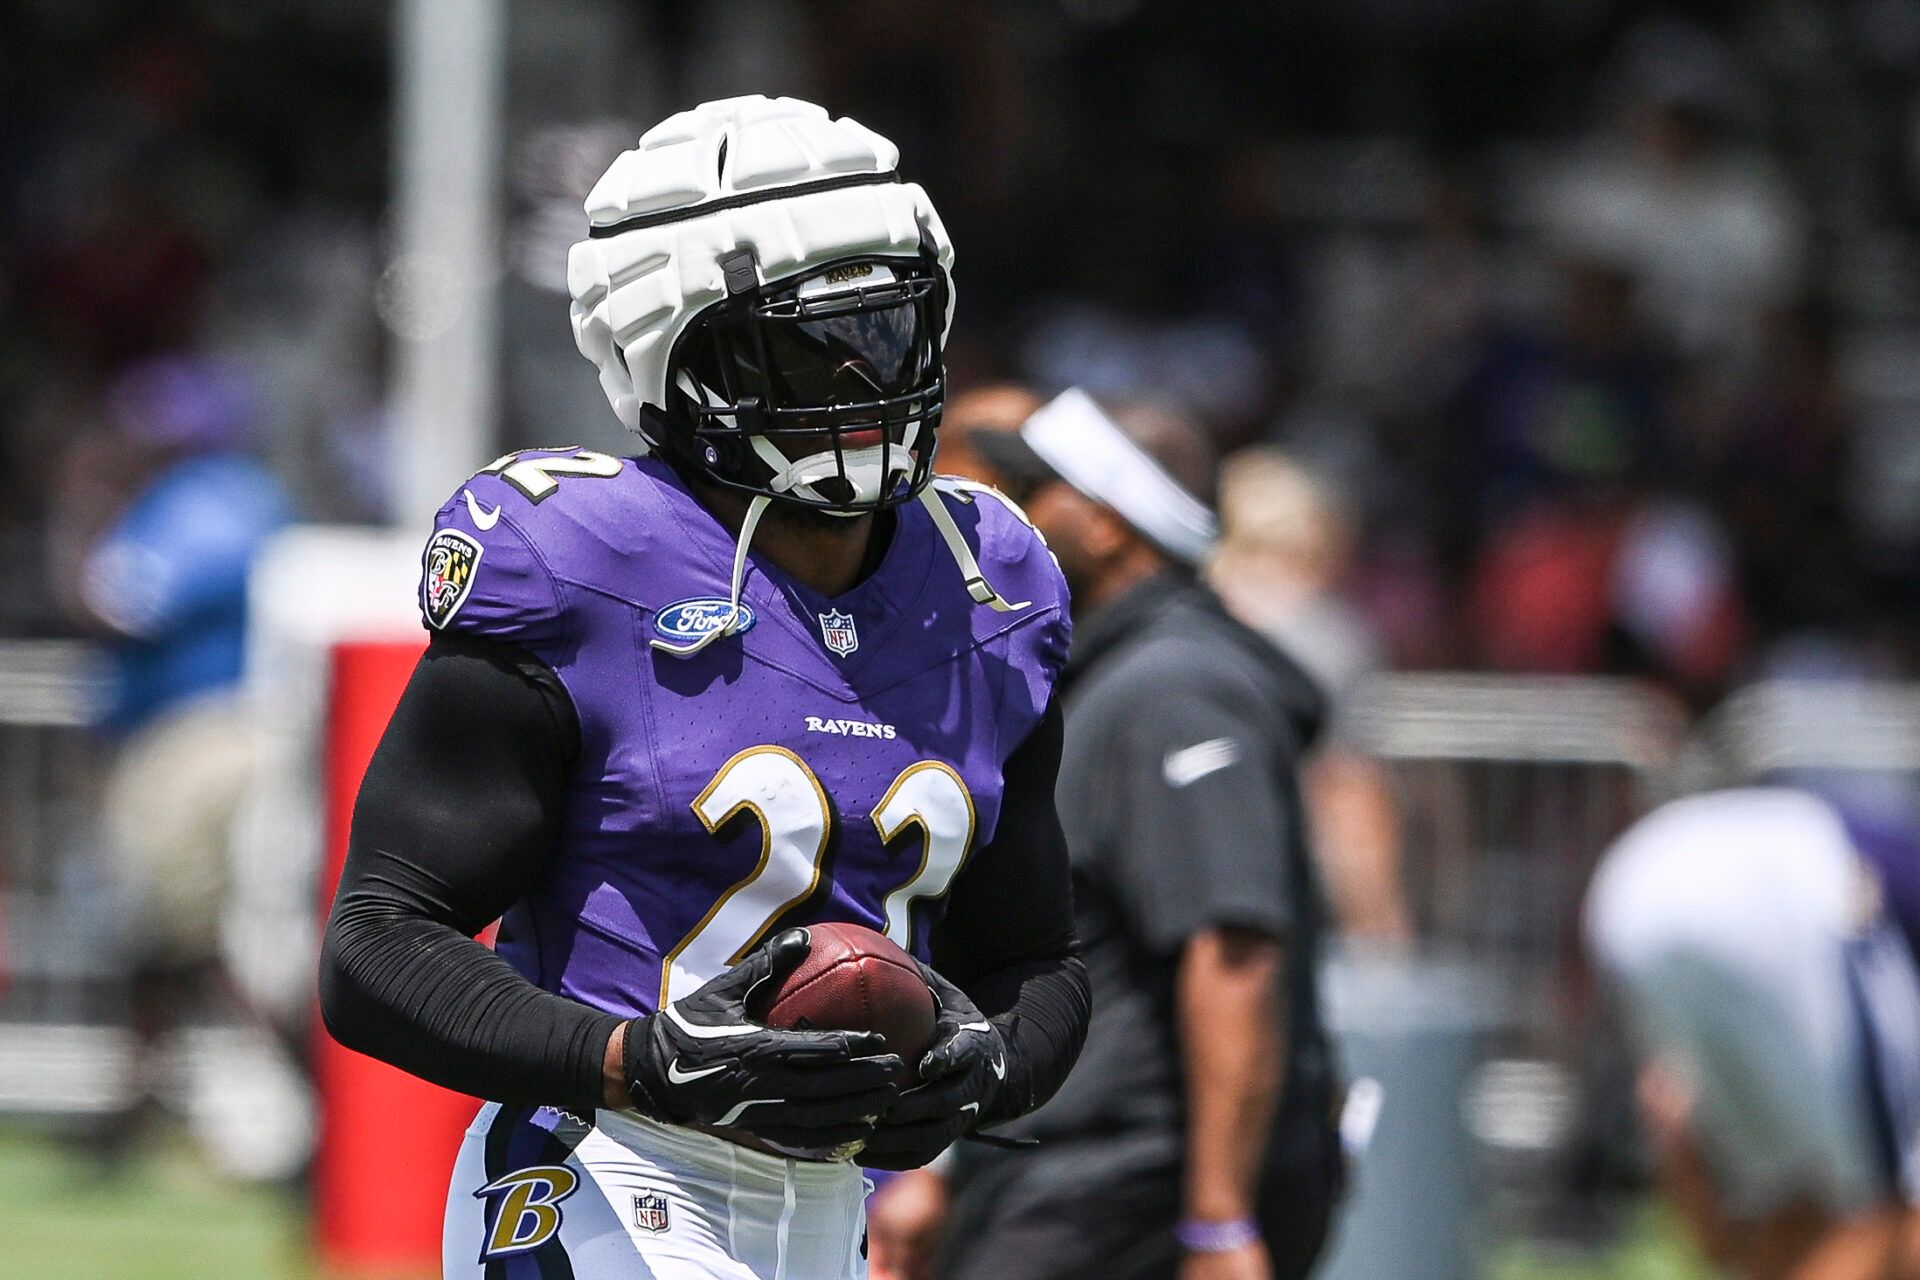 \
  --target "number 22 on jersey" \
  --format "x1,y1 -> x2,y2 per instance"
658,747 -> 975,1005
